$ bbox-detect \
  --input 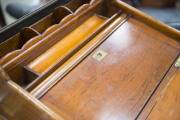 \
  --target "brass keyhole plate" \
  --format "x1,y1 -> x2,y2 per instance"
92,50 -> 107,62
